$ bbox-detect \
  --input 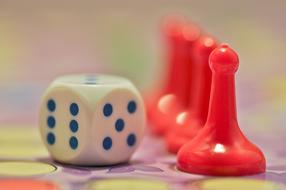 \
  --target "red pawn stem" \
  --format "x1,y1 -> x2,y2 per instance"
177,44 -> 266,176
145,18 -> 184,135
165,36 -> 217,153
147,19 -> 200,136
